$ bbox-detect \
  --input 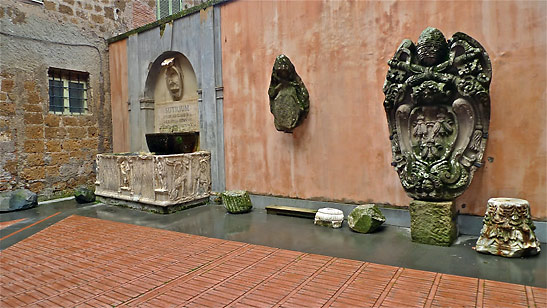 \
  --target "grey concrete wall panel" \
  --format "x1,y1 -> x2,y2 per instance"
125,7 -> 225,191
198,7 -> 223,192
213,5 -> 226,192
